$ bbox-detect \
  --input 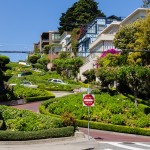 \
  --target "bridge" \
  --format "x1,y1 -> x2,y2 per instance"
0,50 -> 32,54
